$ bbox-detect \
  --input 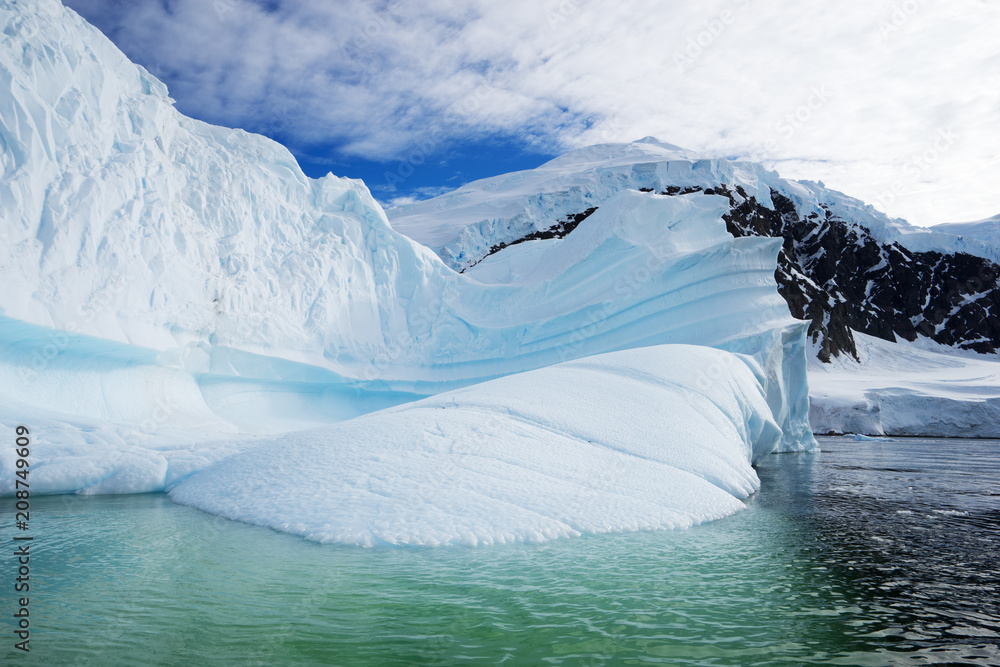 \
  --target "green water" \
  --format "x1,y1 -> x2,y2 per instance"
3,436 -> 999,665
